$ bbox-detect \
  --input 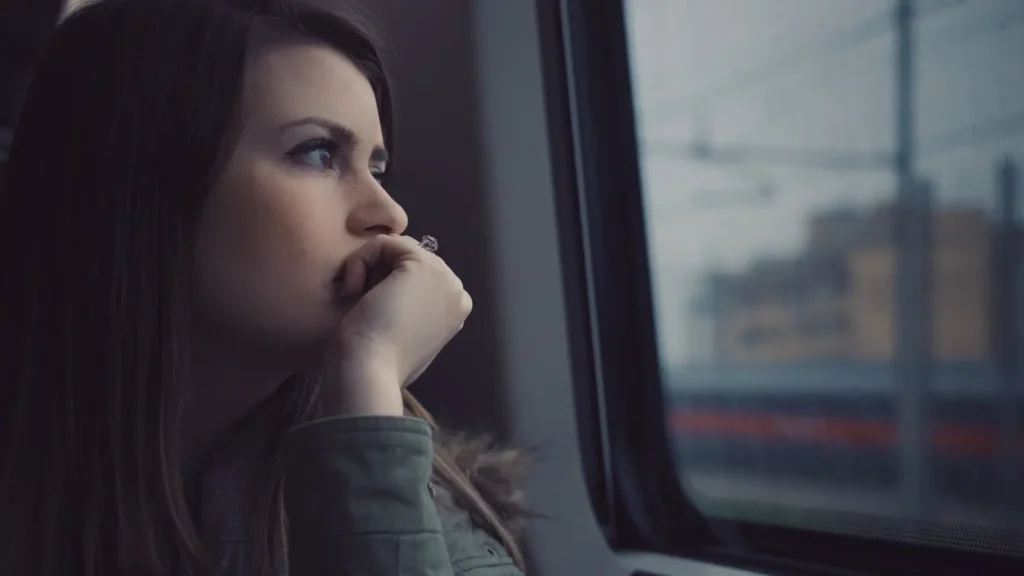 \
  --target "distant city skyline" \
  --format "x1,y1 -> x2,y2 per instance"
625,0 -> 1024,366
693,199 -> 994,365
